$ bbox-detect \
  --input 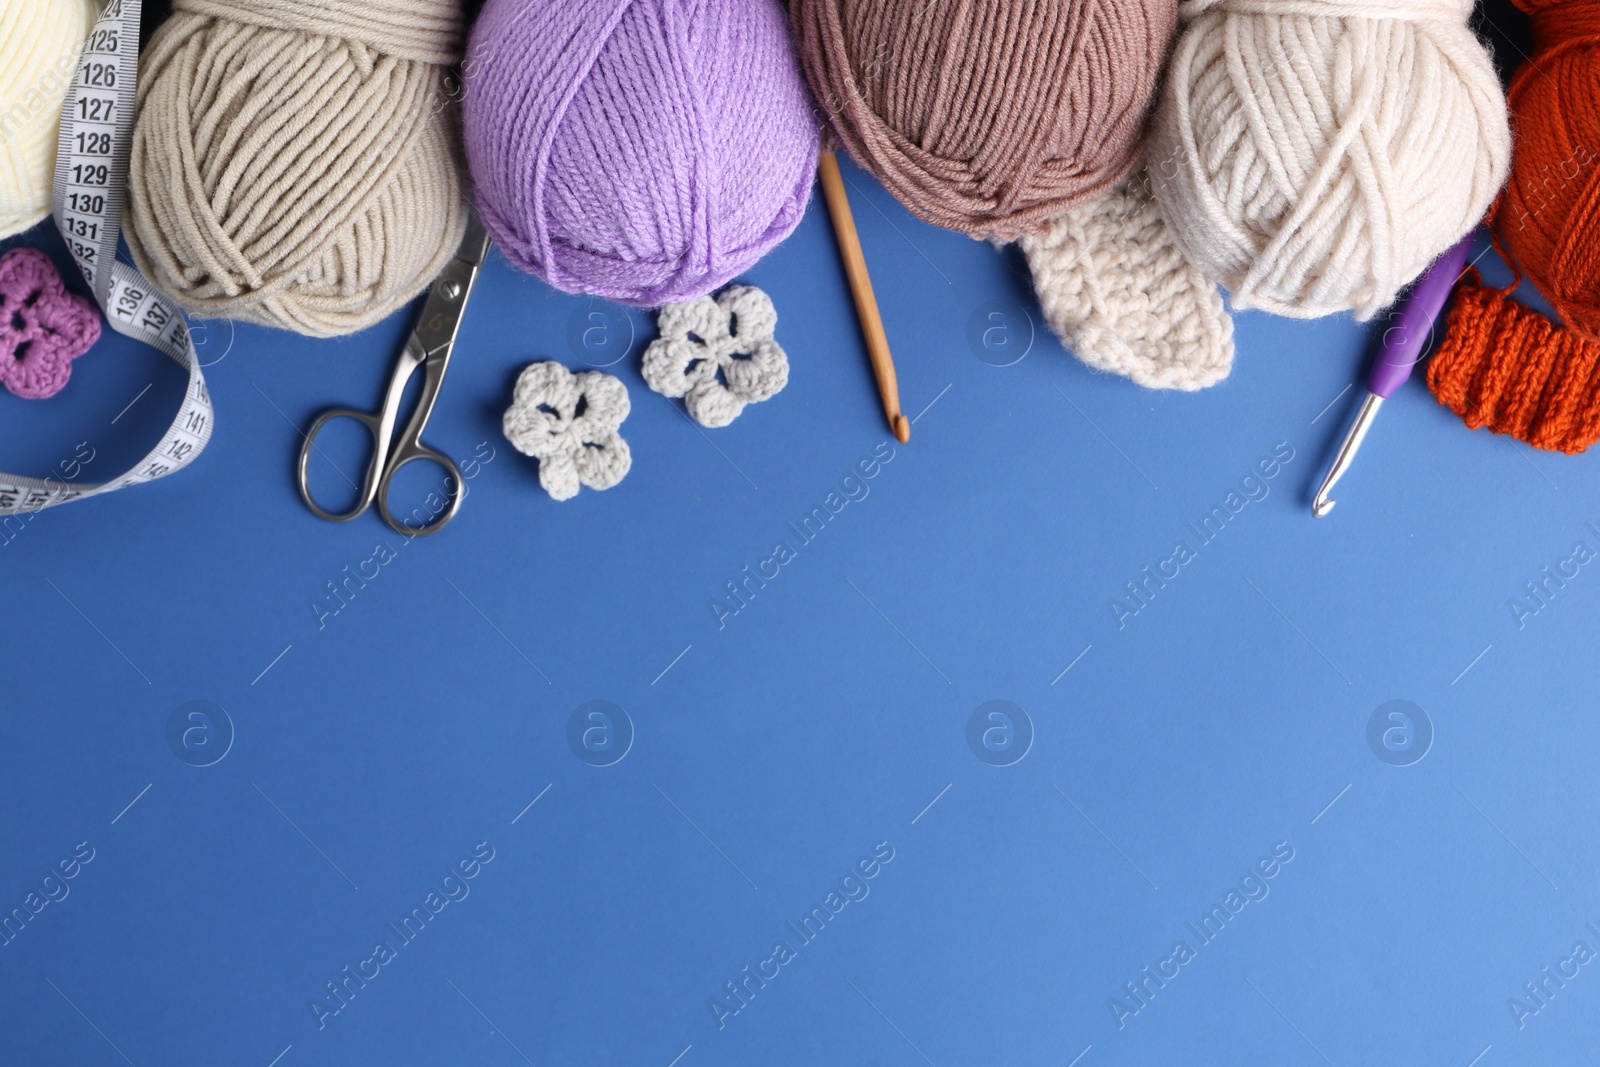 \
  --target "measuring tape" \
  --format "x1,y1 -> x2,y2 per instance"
0,0 -> 213,517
